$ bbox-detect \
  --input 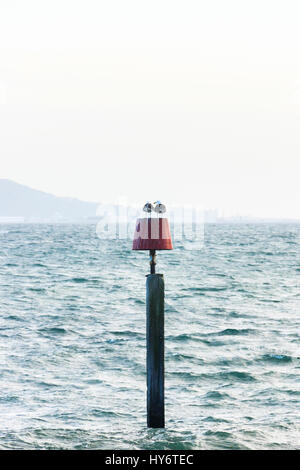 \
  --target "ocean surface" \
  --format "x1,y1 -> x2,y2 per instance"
0,223 -> 299,450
